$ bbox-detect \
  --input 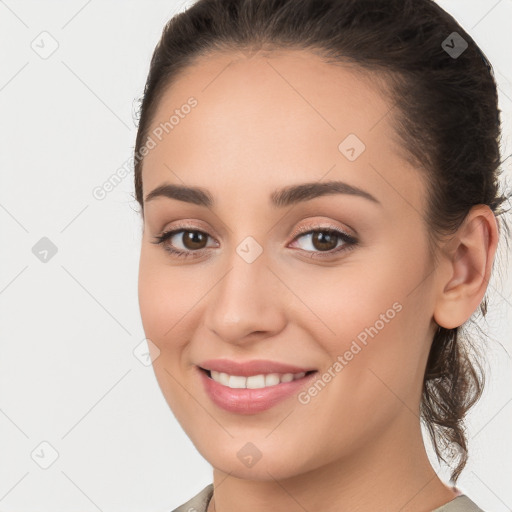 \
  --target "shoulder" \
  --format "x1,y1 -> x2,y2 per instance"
168,487 -> 487,512
170,484 -> 214,512
432,494 -> 488,512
